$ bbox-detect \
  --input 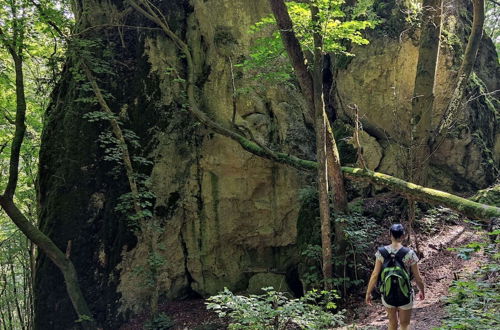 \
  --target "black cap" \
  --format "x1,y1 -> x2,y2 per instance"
390,223 -> 405,239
